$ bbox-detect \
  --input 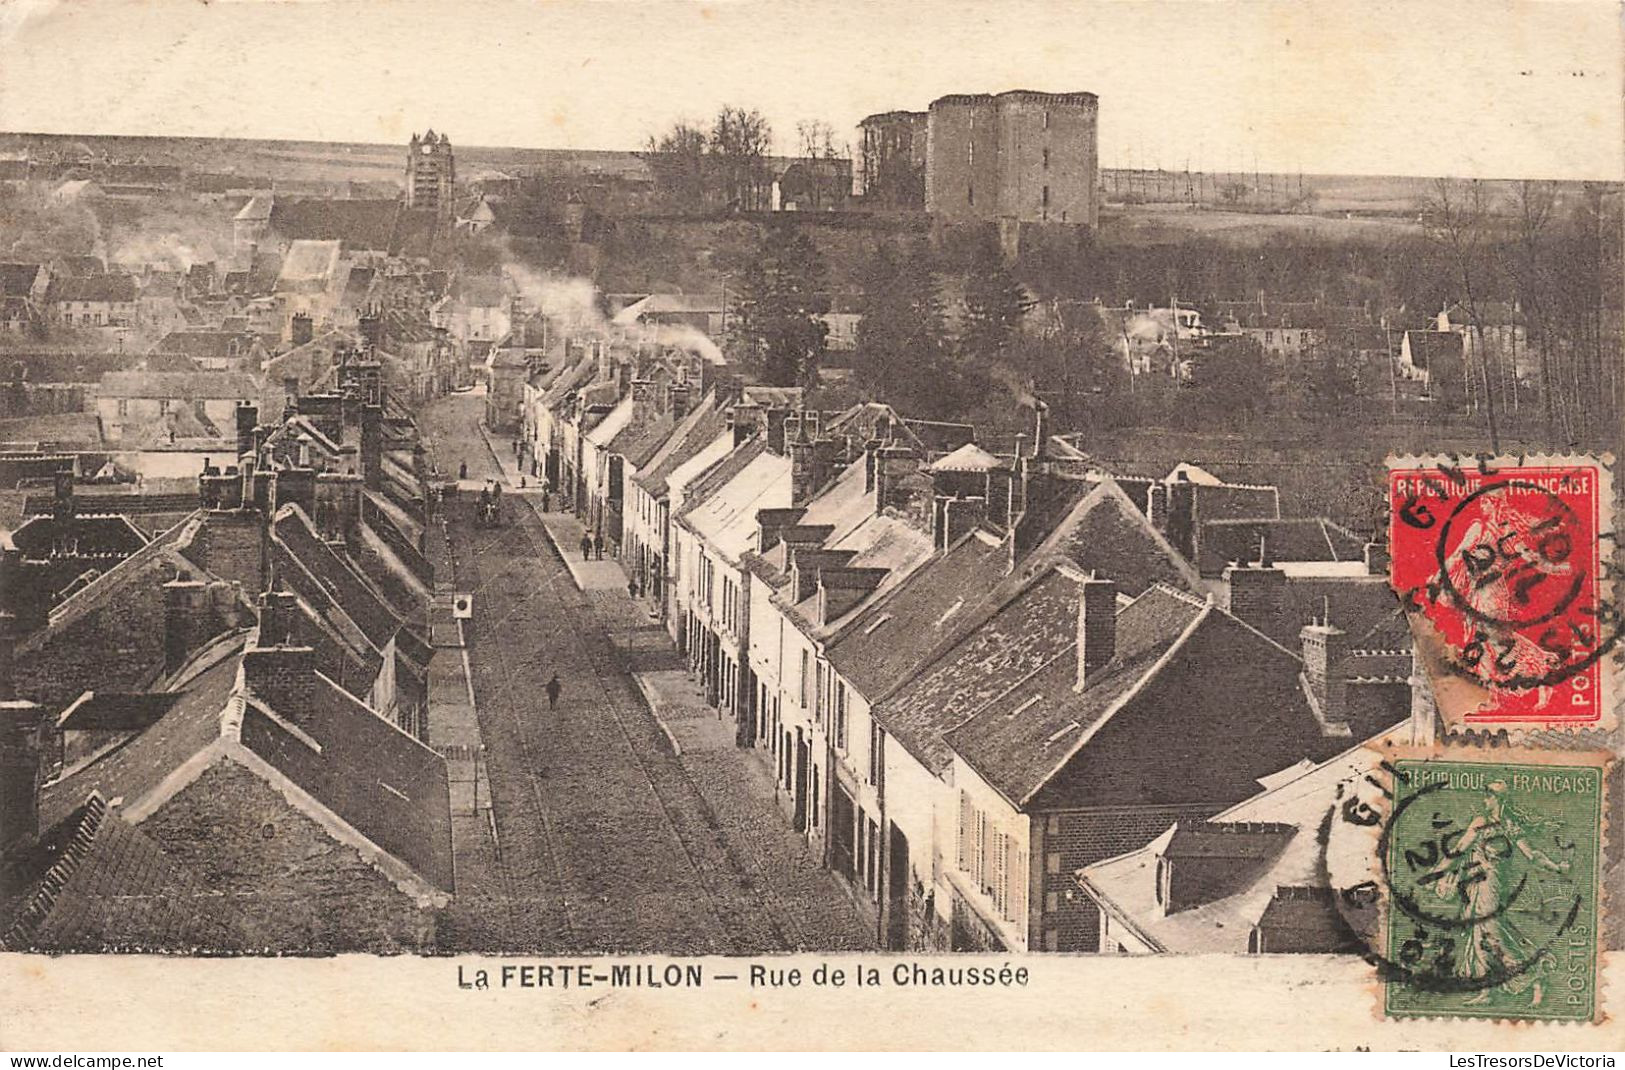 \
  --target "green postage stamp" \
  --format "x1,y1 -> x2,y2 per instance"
1380,754 -> 1607,1022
